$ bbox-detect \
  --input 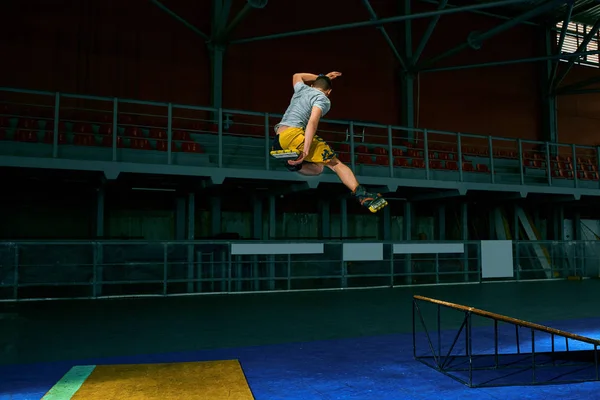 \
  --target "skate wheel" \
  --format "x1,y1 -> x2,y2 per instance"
270,149 -> 299,159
